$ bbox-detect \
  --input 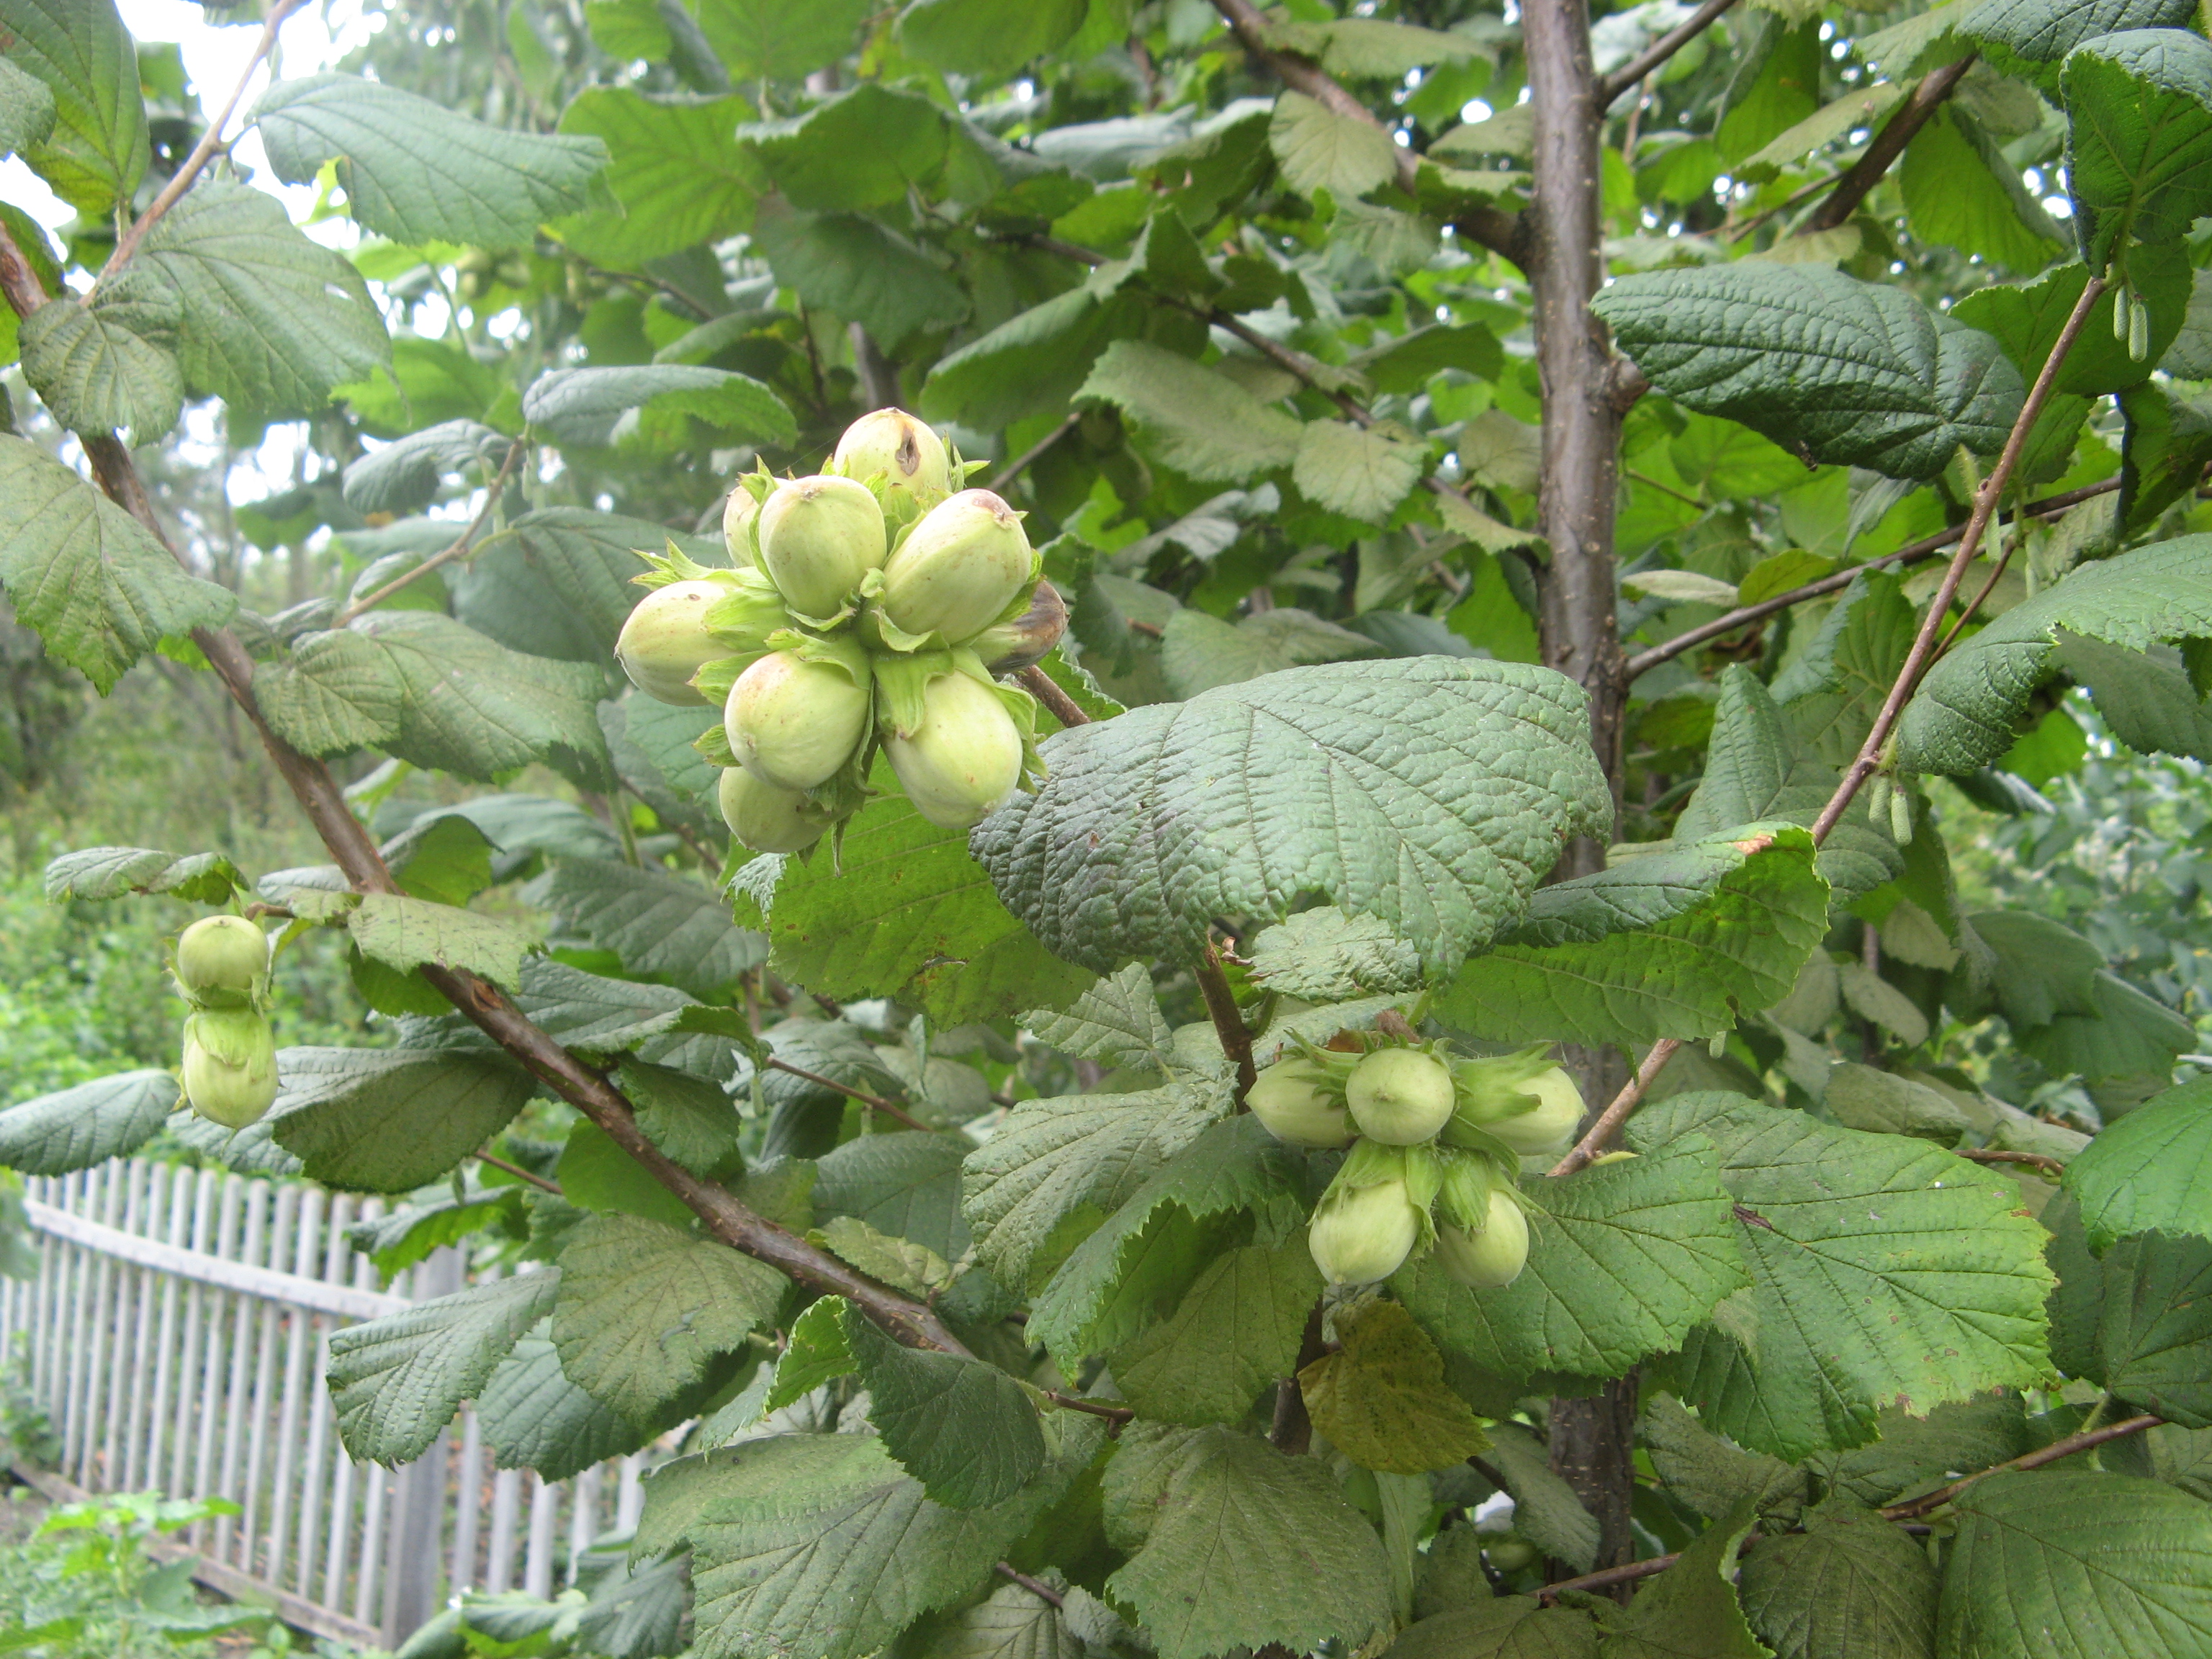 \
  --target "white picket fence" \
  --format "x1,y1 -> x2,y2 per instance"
1,1159 -> 659,1648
